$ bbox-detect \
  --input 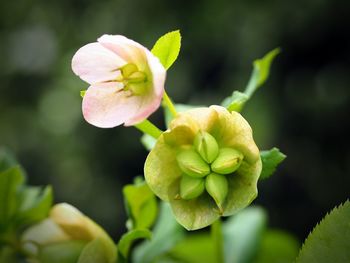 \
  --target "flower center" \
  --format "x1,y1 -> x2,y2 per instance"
175,130 -> 244,213
117,63 -> 148,96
